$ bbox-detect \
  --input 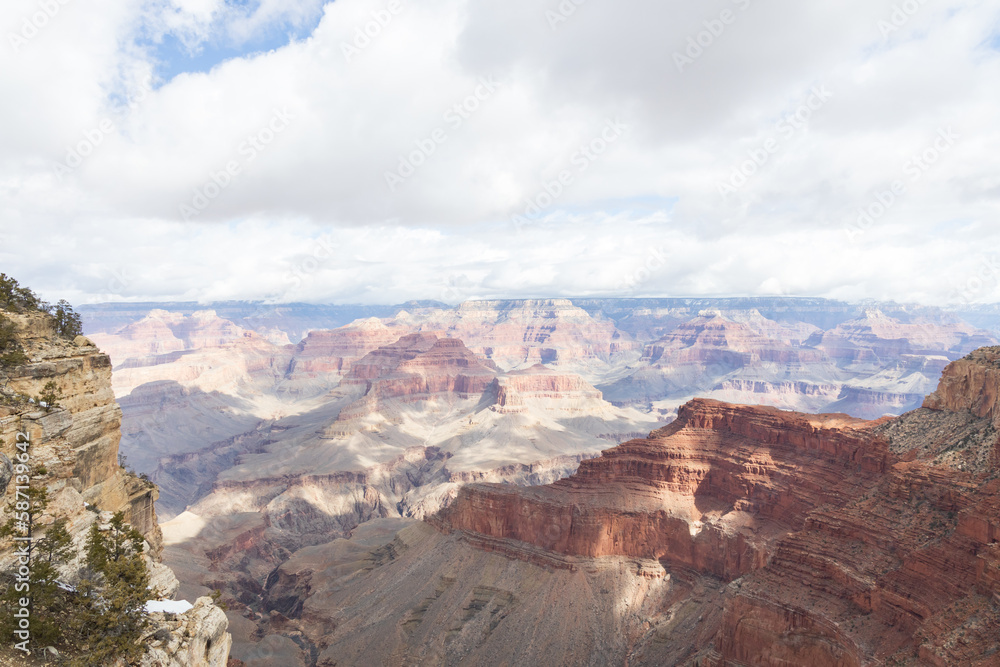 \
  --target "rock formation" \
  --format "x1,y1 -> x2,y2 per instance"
390,298 -> 642,375
140,596 -> 233,667
251,344 -> 1000,666
0,308 -> 232,664
285,317 -> 403,381
923,346 -> 1000,429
